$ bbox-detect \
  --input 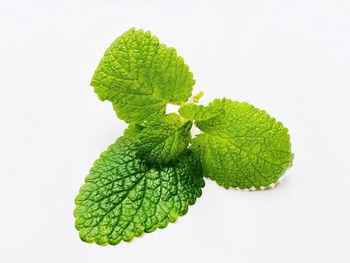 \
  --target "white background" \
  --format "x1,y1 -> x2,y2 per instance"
1,0 -> 349,262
